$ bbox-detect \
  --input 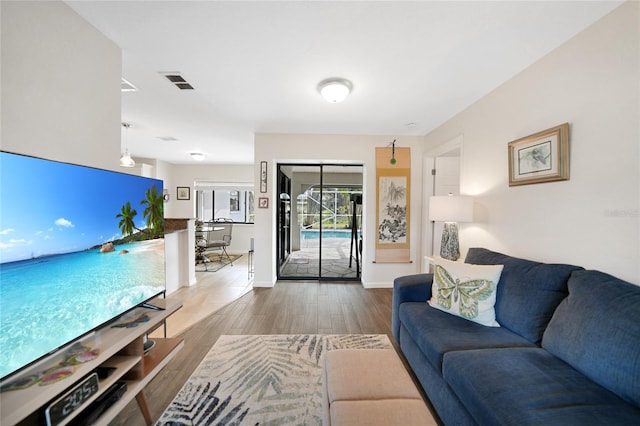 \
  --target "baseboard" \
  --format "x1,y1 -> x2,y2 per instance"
252,279 -> 276,288
362,281 -> 394,289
